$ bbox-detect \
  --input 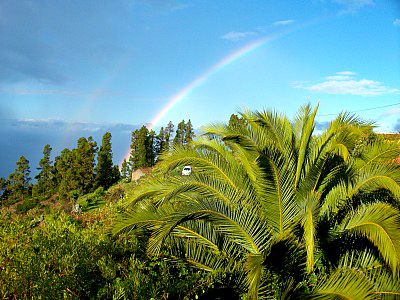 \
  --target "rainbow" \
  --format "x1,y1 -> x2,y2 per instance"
123,30 -> 294,162
146,36 -> 272,130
